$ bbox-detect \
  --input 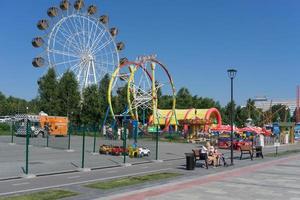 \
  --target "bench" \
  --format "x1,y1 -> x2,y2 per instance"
240,145 -> 253,160
192,149 -> 208,169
